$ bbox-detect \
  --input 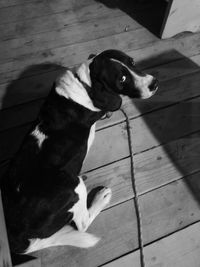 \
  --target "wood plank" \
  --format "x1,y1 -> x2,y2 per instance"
130,32 -> 200,70
0,31 -> 199,110
82,122 -> 129,172
0,3 -> 121,41
146,53 -> 200,82
16,258 -> 41,267
1,31 -> 199,87
0,15 -> 140,62
1,125 -> 200,209
1,55 -> 200,134
34,200 -> 138,267
1,30 -> 200,87
84,131 -> 200,208
33,173 -> 200,267
0,67 -> 64,109
0,190 -> 12,267
0,96 -> 199,169
103,221 -> 200,267
0,28 -> 157,83
0,0 -> 95,24
0,0 -> 92,9
134,132 -> 200,194
130,96 -> 200,153
120,71 -> 200,128
84,97 -> 200,171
